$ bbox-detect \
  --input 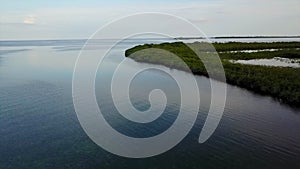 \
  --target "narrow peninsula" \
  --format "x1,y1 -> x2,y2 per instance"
125,42 -> 300,106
